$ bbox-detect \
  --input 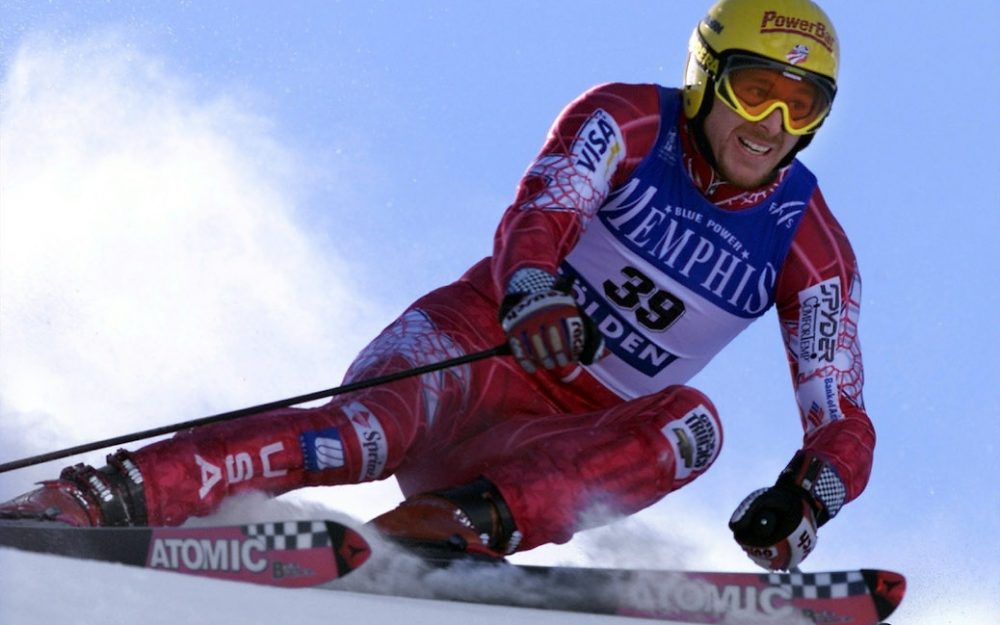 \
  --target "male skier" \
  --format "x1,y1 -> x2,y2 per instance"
1,0 -> 871,572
